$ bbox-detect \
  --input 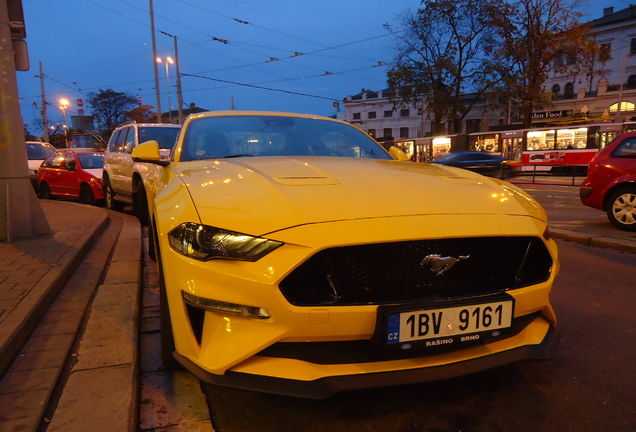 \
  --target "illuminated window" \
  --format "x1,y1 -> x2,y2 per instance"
609,102 -> 635,112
